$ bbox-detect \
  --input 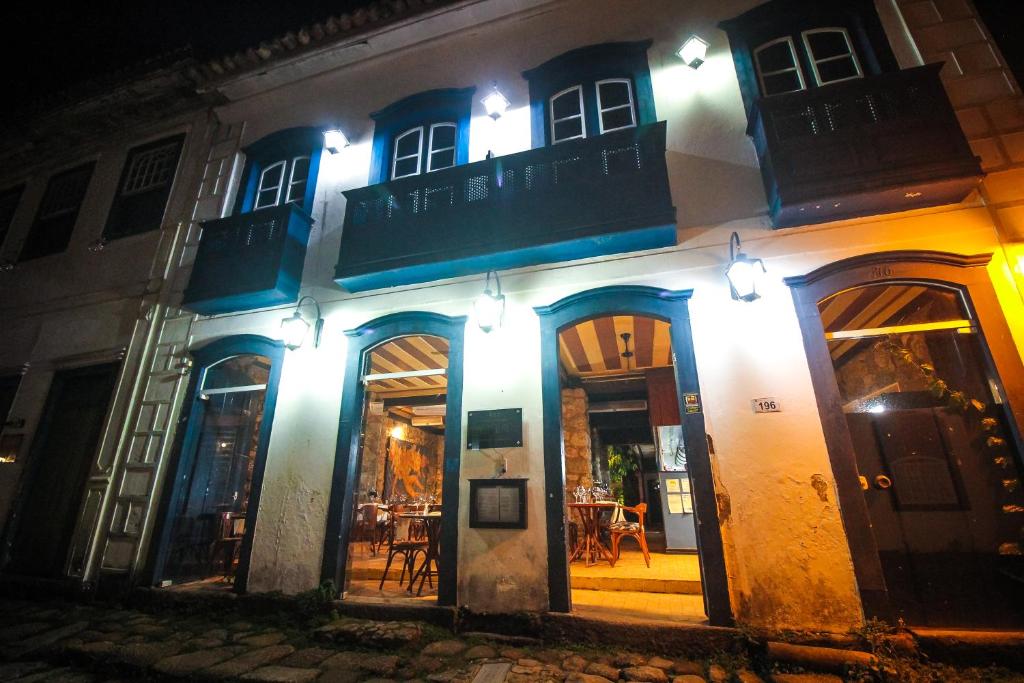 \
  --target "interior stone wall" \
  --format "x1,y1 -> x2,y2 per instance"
358,413 -> 444,503
561,387 -> 591,497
